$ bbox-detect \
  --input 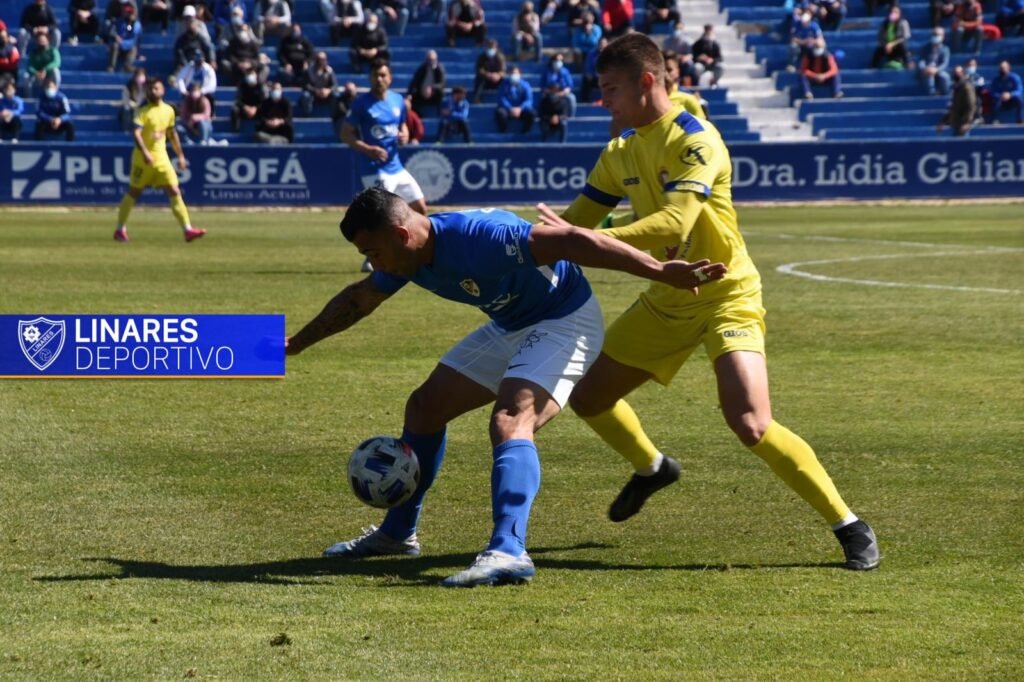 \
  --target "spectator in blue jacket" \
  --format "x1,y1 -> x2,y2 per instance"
539,51 -> 575,117
107,1 -> 142,72
789,9 -> 822,69
0,79 -> 25,141
918,26 -> 951,95
437,85 -> 471,142
495,65 -> 535,134
996,0 -> 1024,36
35,77 -> 73,140
571,11 -> 601,66
987,60 -> 1023,123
